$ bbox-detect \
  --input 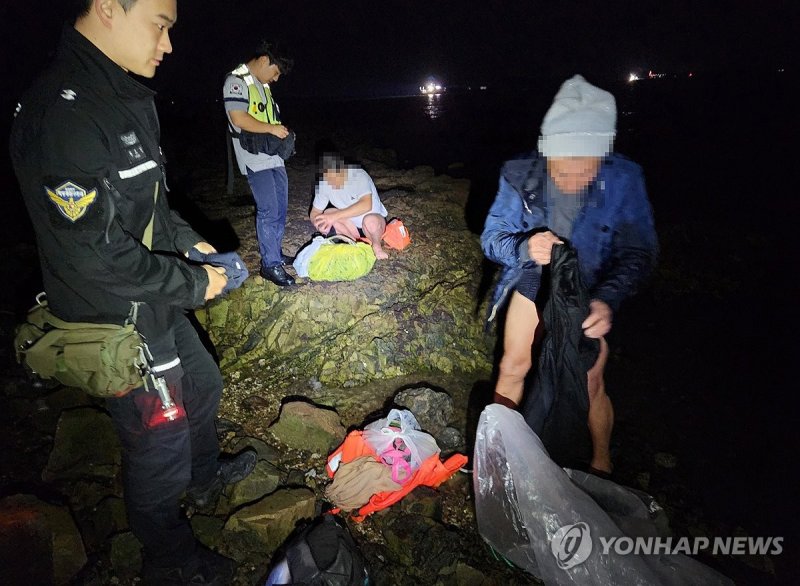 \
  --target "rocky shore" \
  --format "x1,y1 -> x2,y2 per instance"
0,122 -> 790,585
0,137 -> 534,585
